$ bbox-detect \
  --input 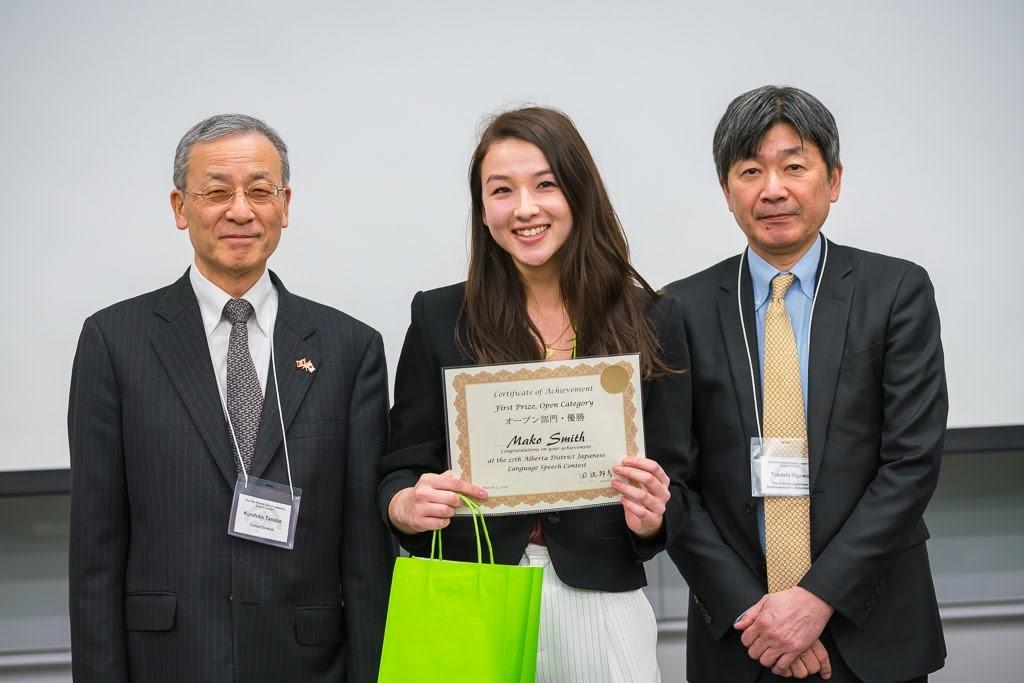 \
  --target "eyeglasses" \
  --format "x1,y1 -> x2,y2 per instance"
183,182 -> 286,205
